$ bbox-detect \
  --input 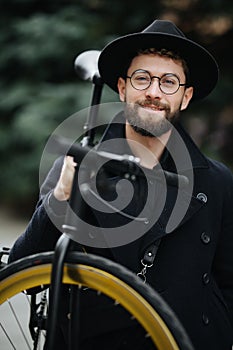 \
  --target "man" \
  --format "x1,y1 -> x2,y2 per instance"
9,20 -> 233,349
